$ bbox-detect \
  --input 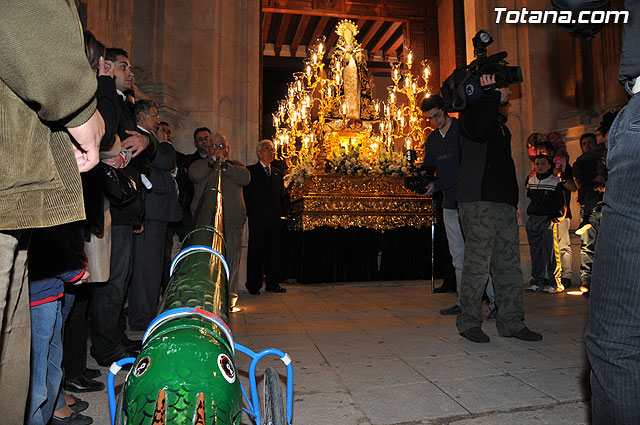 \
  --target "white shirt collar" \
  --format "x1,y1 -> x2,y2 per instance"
137,125 -> 150,135
259,160 -> 270,169
116,89 -> 126,101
